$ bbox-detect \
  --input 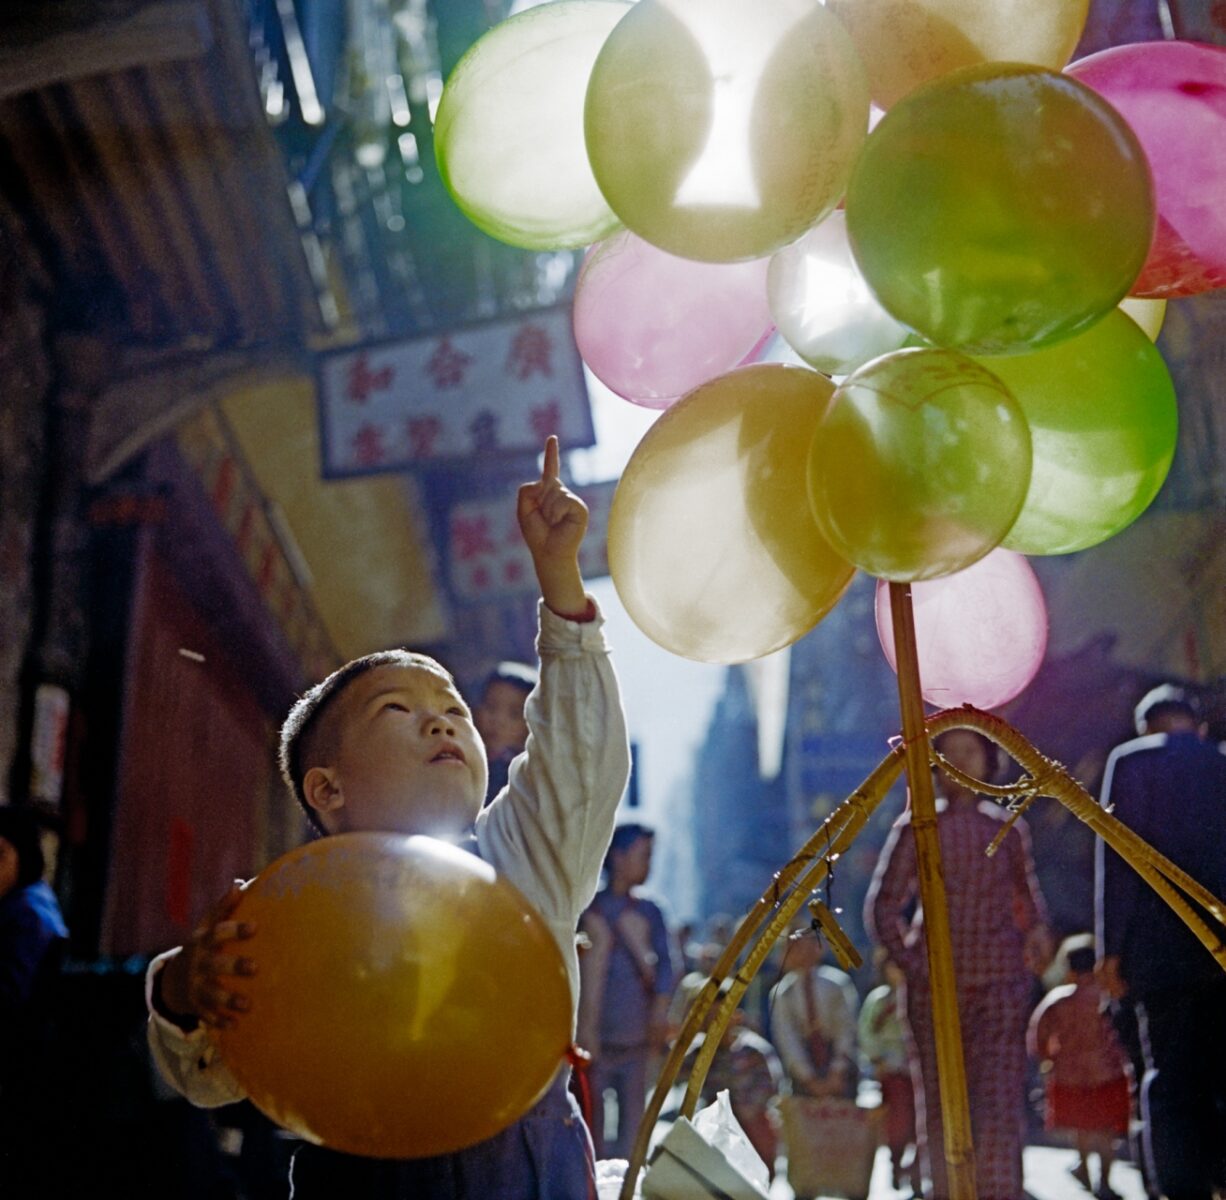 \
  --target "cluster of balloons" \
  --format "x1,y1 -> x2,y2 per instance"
433,0 -> 1226,696
212,834 -> 572,1159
